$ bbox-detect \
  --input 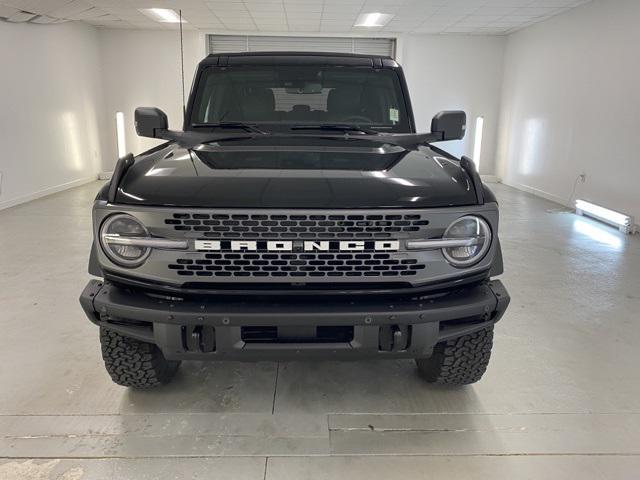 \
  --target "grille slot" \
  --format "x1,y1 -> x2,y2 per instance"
169,252 -> 426,278
165,213 -> 429,239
